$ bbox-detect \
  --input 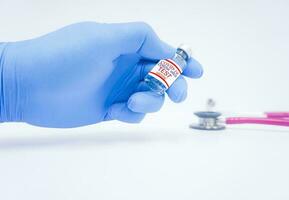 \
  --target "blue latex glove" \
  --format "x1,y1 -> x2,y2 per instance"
0,22 -> 203,128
